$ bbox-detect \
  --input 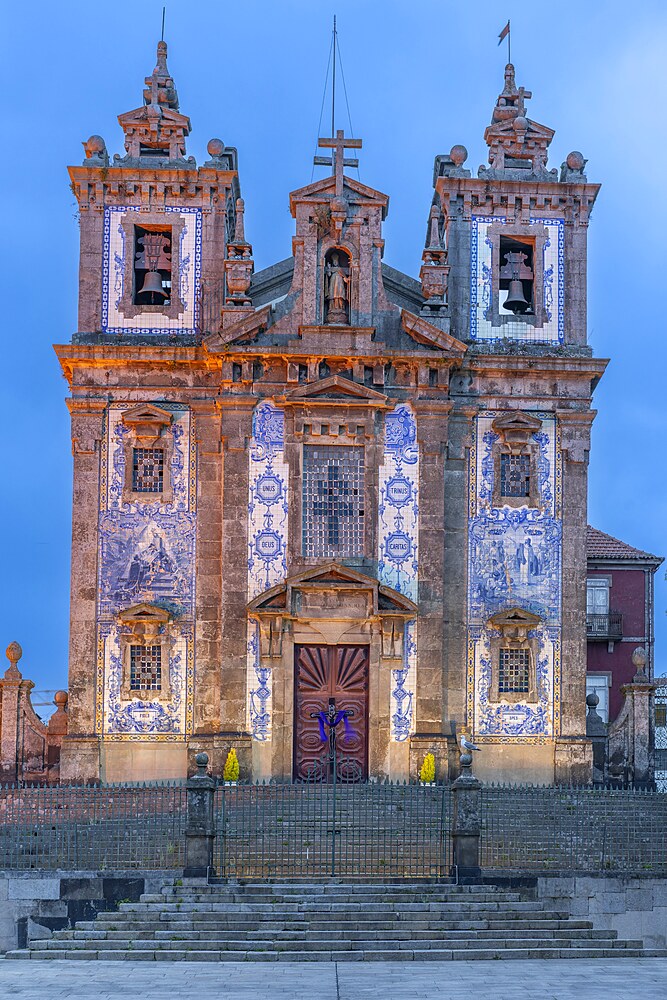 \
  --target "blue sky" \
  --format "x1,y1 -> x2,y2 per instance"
1,0 -> 666,691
